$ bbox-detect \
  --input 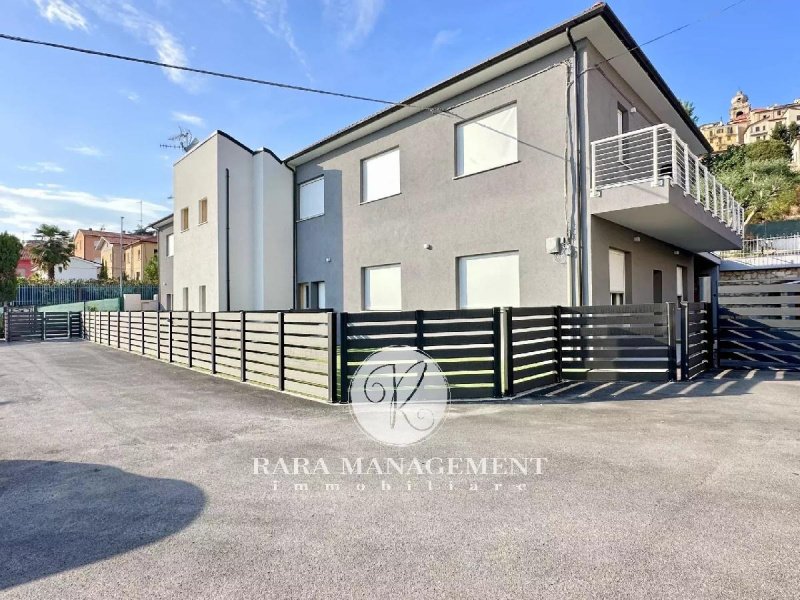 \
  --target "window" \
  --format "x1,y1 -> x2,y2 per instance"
298,177 -> 324,220
455,104 -> 517,177
363,264 -> 401,311
199,198 -> 208,224
199,285 -> 206,312
317,282 -> 326,309
457,251 -> 520,309
362,148 -> 400,203
166,233 -> 174,257
181,207 -> 189,231
609,249 -> 627,305
677,266 -> 687,303
616,105 -> 629,162
182,287 -> 189,310
165,293 -> 172,310
298,282 -> 311,309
